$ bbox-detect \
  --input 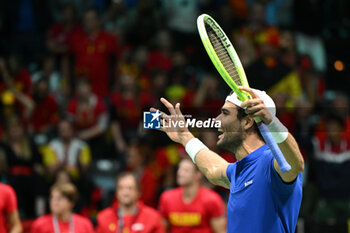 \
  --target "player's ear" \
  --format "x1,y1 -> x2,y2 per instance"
242,116 -> 255,131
